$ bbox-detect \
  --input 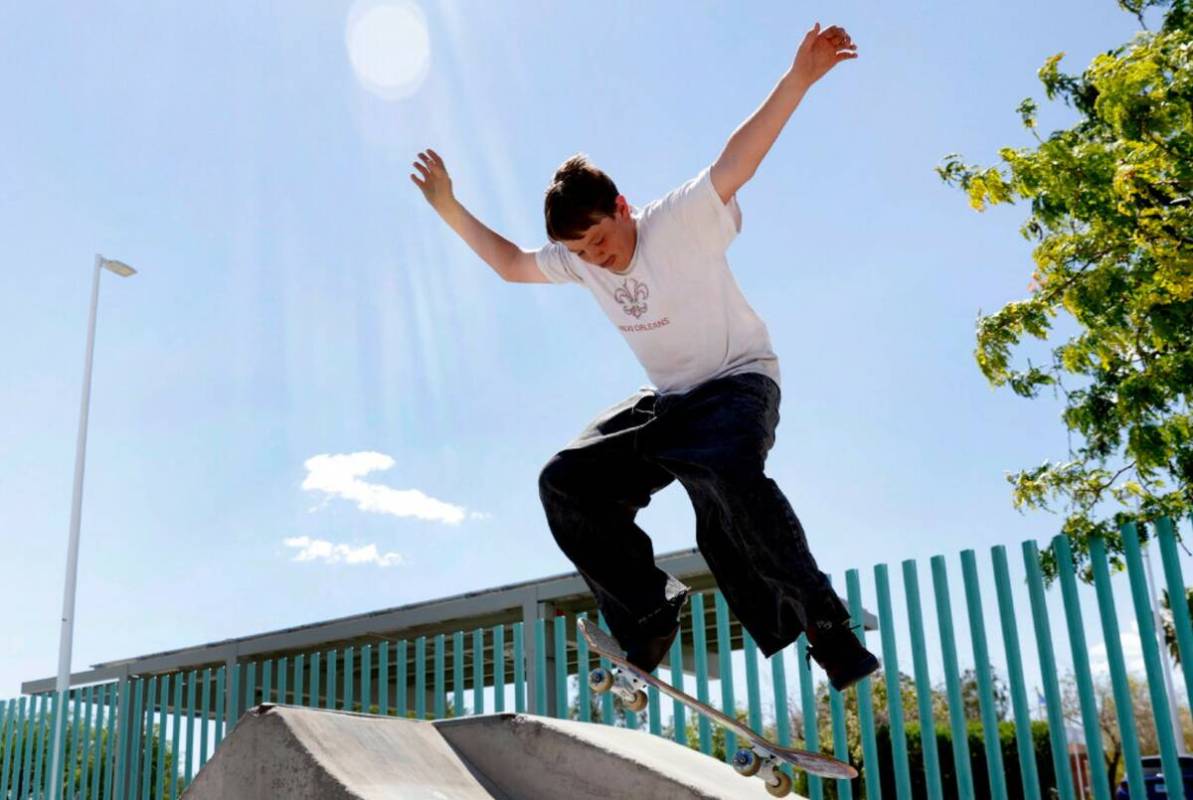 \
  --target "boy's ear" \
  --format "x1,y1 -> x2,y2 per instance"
615,195 -> 631,217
